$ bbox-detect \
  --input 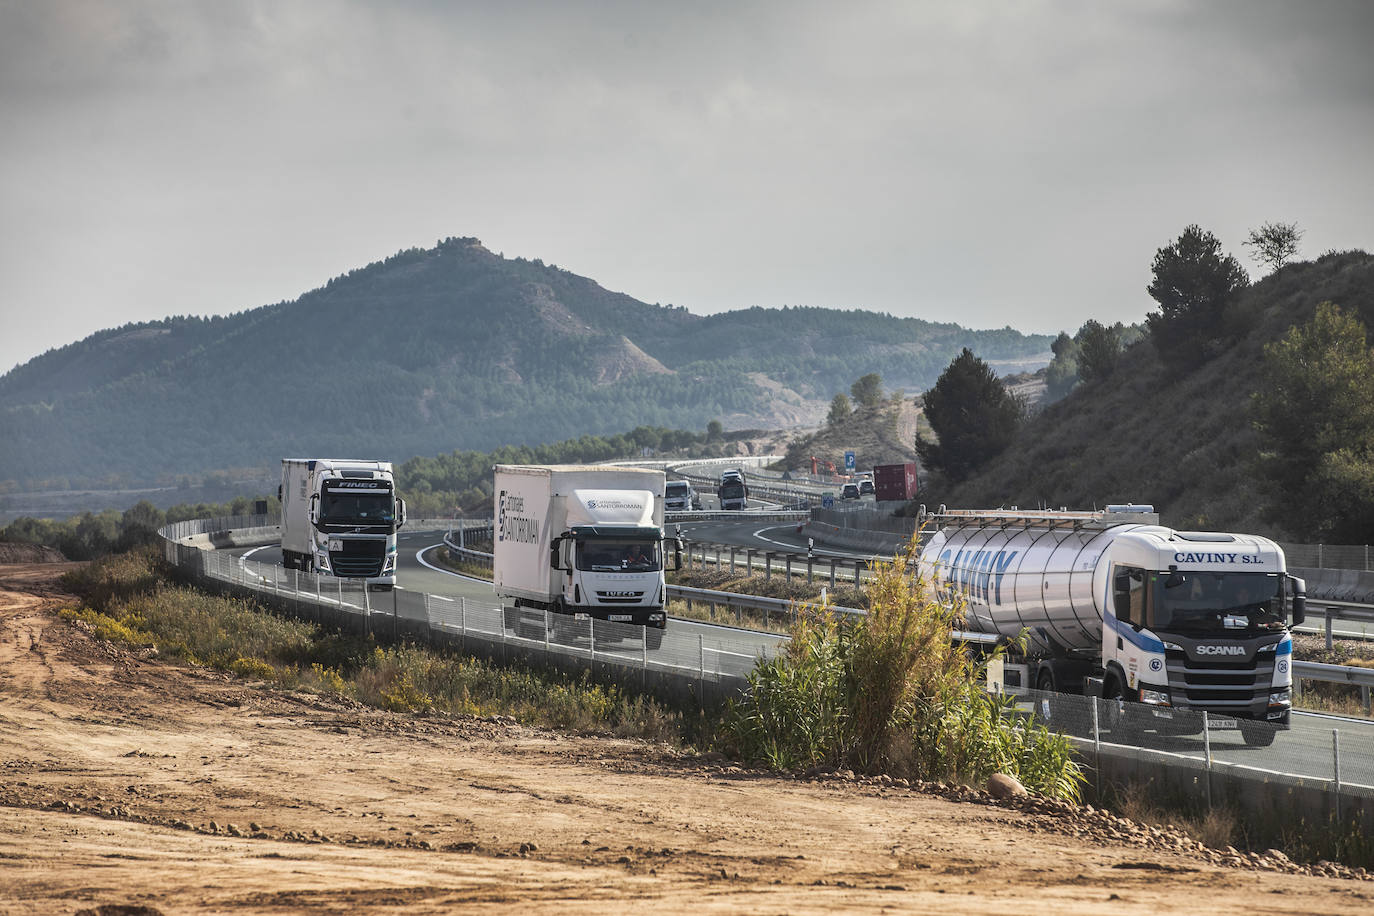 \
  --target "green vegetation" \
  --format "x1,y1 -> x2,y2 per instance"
1144,224 -> 1250,368
1244,221 -> 1304,274
915,348 -> 1025,484
1252,302 -> 1374,541
723,540 -> 1085,800
0,237 -> 1050,488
